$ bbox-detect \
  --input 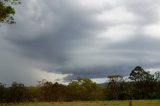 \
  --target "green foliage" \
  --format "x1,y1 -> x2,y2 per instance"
38,80 -> 68,102
129,66 -> 155,82
0,83 -> 5,102
0,0 -> 20,24
0,66 -> 160,103
154,71 -> 160,81
7,82 -> 29,102
68,78 -> 104,101
105,75 -> 129,100
129,66 -> 157,99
